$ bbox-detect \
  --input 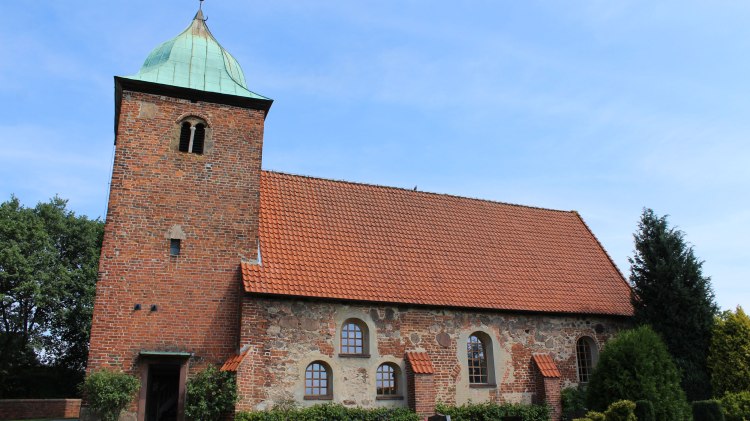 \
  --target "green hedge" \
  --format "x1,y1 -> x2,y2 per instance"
720,391 -> 750,421
435,401 -> 550,421
235,403 -> 418,421
692,400 -> 724,421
